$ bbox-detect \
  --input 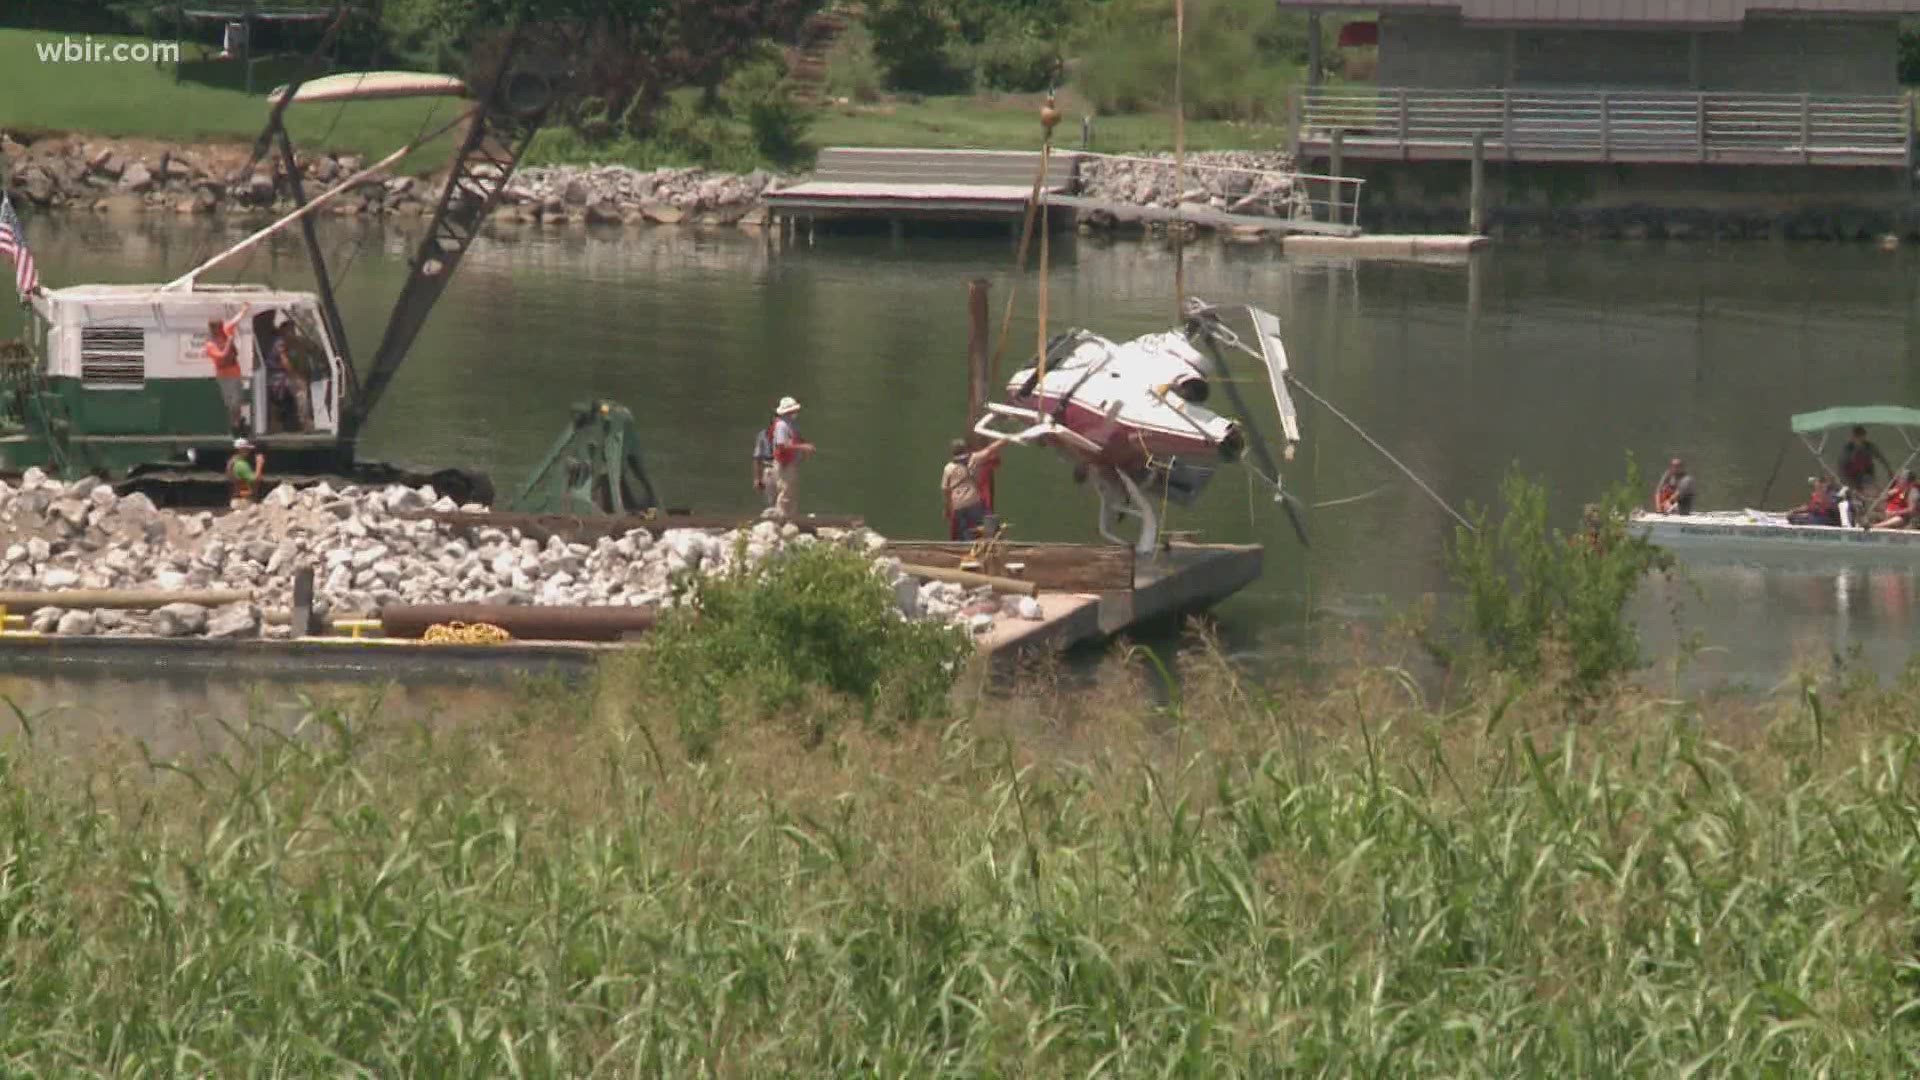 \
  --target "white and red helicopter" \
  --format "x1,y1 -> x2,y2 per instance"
973,297 -> 1308,556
